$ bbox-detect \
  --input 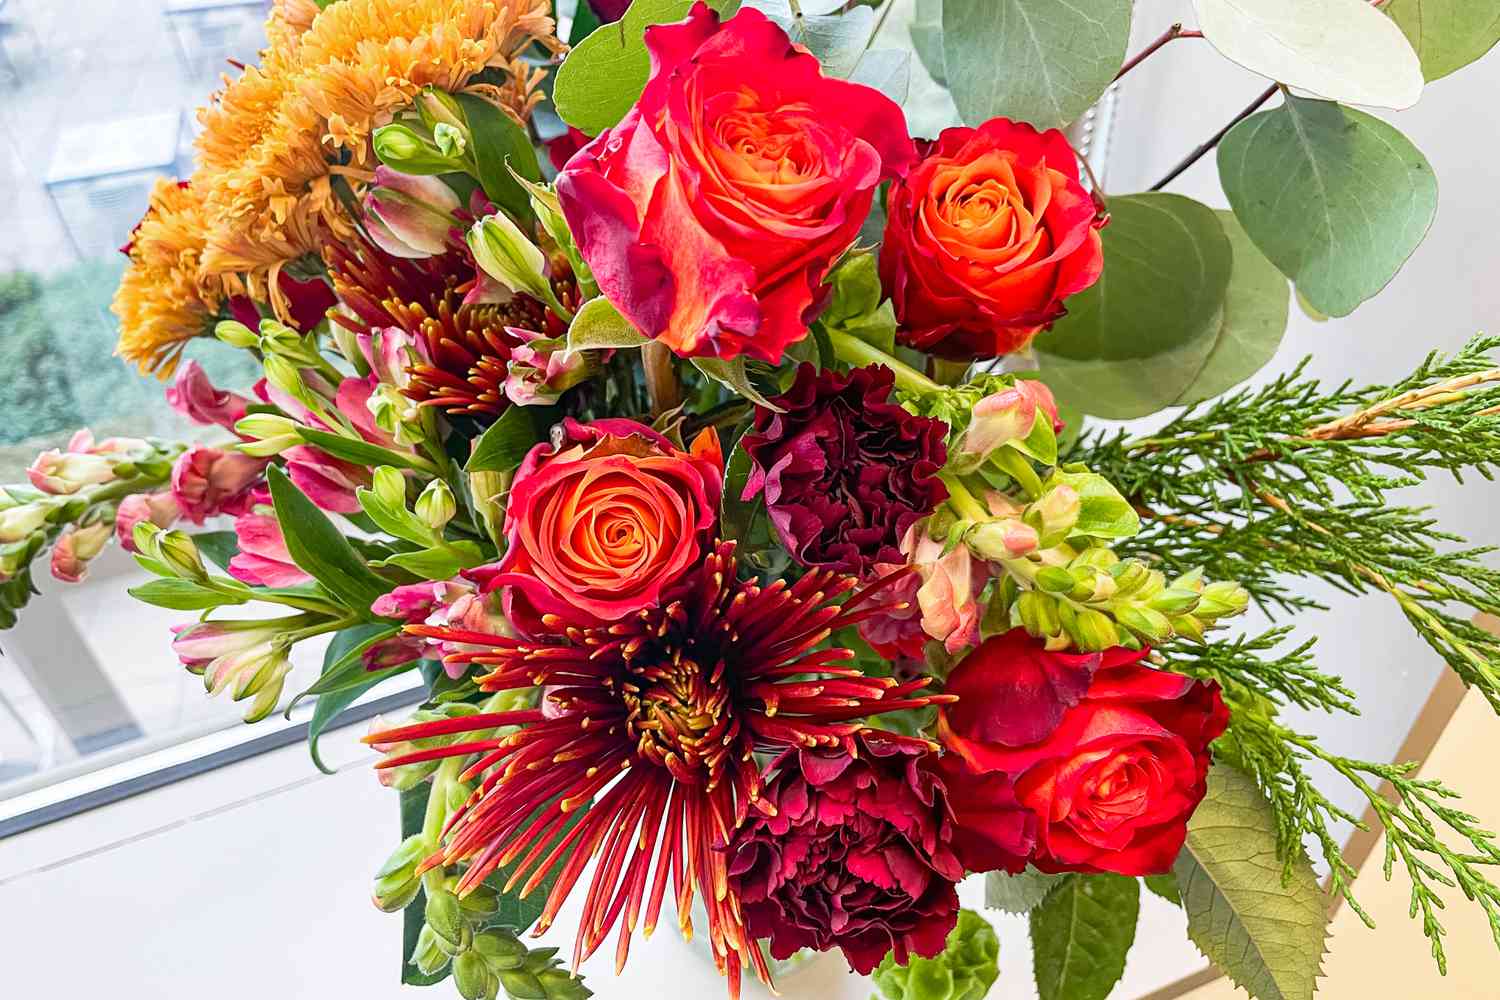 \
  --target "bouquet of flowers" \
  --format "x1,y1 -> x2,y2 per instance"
7,1 -> 1500,999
